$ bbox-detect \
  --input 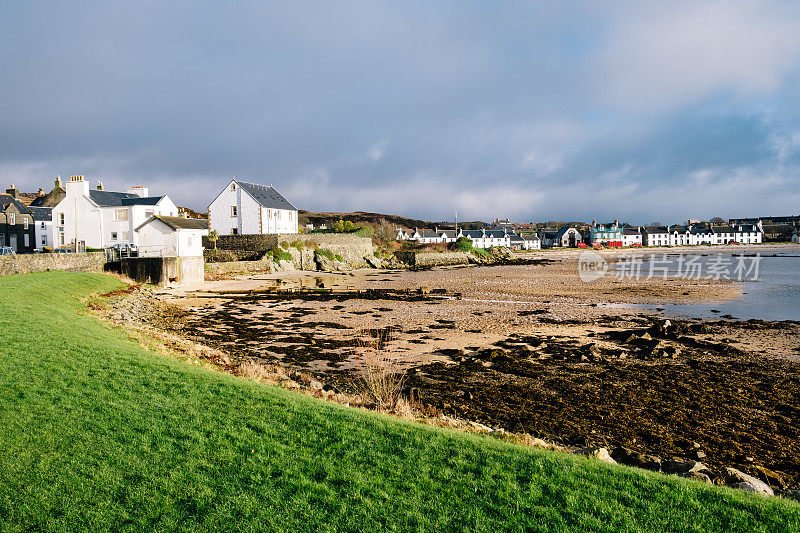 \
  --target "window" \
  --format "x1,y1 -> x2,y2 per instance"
120,231 -> 129,242
111,232 -> 118,240
59,213 -> 65,225
41,222 -> 46,229
231,206 -> 238,217
41,235 -> 47,245
0,234 -> 4,246
59,233 -> 65,246
10,213 -> 15,225
113,209 -> 128,221
231,183 -> 236,191
232,228 -> 239,235
24,234 -> 29,247
187,236 -> 193,247
145,210 -> 154,218
23,217 -> 28,230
